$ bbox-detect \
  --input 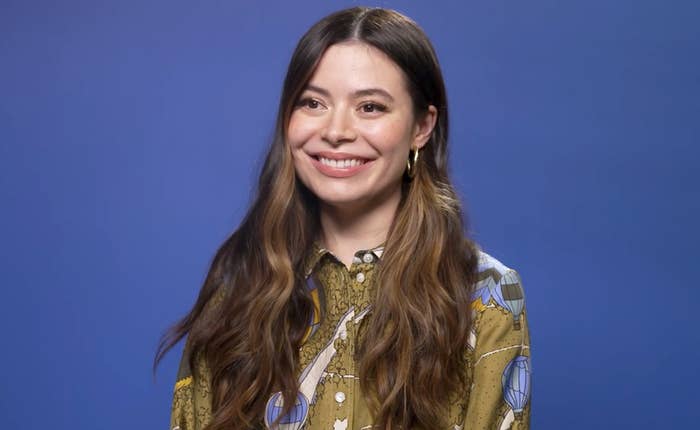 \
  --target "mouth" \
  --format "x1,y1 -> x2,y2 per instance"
308,152 -> 373,178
